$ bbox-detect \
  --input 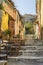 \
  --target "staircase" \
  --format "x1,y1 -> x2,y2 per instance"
19,46 -> 43,57
8,34 -> 43,62
25,34 -> 42,46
